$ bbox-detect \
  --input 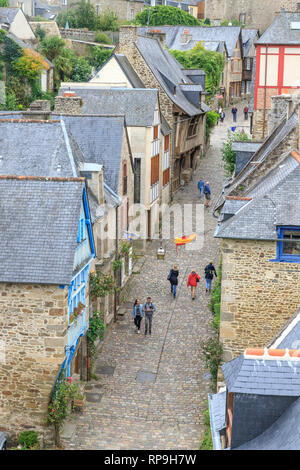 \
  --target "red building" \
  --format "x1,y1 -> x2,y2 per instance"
253,10 -> 300,139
